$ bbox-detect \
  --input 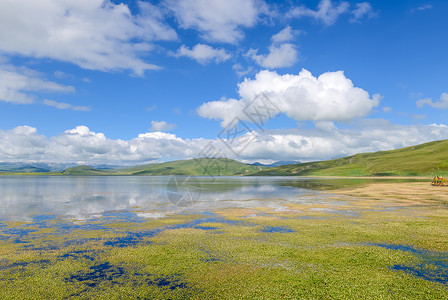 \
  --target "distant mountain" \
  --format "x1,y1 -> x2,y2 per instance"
251,139 -> 448,177
62,158 -> 267,176
0,162 -> 77,173
251,161 -> 302,167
